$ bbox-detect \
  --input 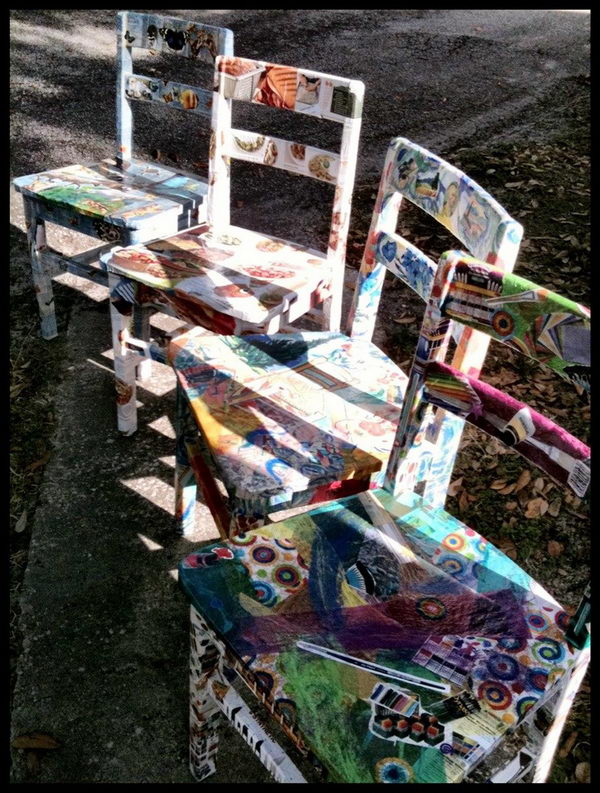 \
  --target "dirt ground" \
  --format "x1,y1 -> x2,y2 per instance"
10,9 -> 590,784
